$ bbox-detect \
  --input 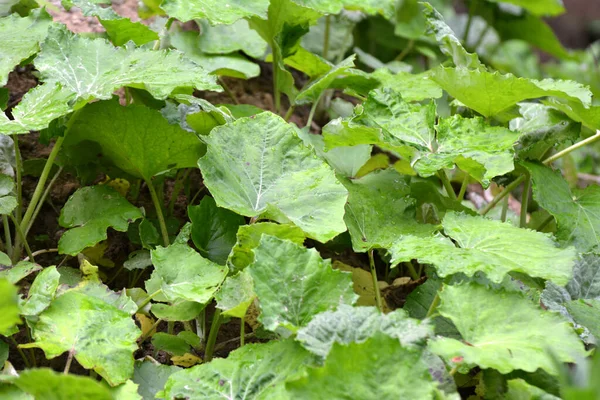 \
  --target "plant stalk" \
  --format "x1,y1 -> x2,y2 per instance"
500,196 -> 509,223
139,319 -> 162,342
542,130 -> 600,165
204,309 -> 222,362
463,0 -> 477,45
240,315 -> 245,347
479,175 -> 525,216
64,349 -> 74,374
425,292 -> 441,319
12,135 -> 22,224
145,179 -> 170,246
457,175 -> 469,201
9,215 -> 33,262
438,170 -> 457,200
3,216 -> 12,259
368,249 -> 384,312
270,42 -> 281,114
136,289 -> 163,314
520,175 -> 530,228
322,15 -> 331,60
25,167 -> 63,237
